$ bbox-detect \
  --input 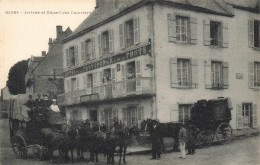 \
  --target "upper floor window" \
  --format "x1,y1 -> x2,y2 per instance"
170,57 -> 198,88
203,19 -> 228,48
98,29 -> 113,58
168,14 -> 197,44
65,45 -> 78,67
70,77 -> 79,92
249,62 -> 260,88
210,21 -> 221,46
204,60 -> 229,89
81,38 -> 95,62
176,16 -> 188,43
119,17 -> 139,49
249,20 -> 260,48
